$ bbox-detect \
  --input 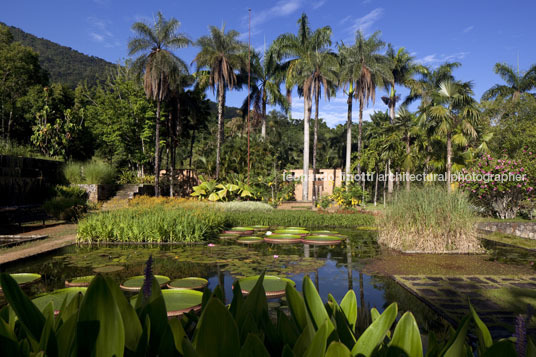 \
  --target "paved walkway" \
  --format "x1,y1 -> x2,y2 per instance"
0,224 -> 77,266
